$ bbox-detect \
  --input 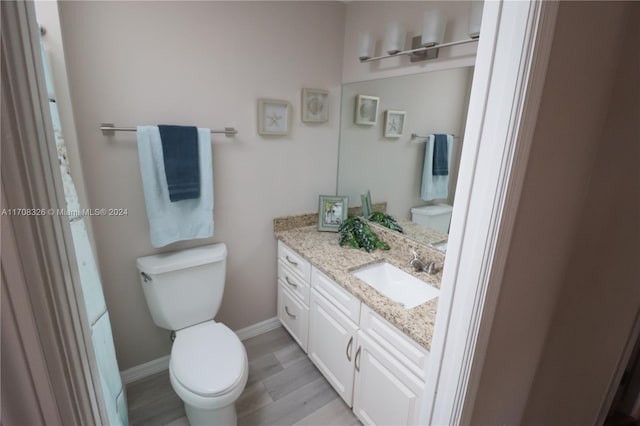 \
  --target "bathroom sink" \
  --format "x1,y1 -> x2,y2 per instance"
430,239 -> 448,253
352,262 -> 440,309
